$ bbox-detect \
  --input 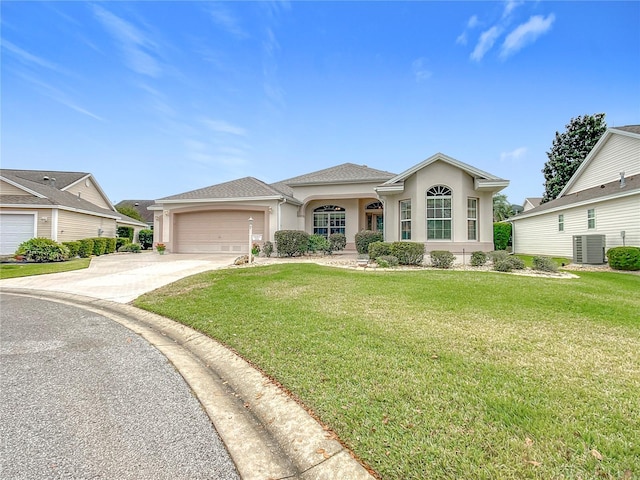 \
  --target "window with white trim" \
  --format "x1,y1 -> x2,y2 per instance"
587,209 -> 595,229
400,200 -> 411,240
426,185 -> 452,240
558,214 -> 564,232
313,205 -> 346,238
467,198 -> 478,241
